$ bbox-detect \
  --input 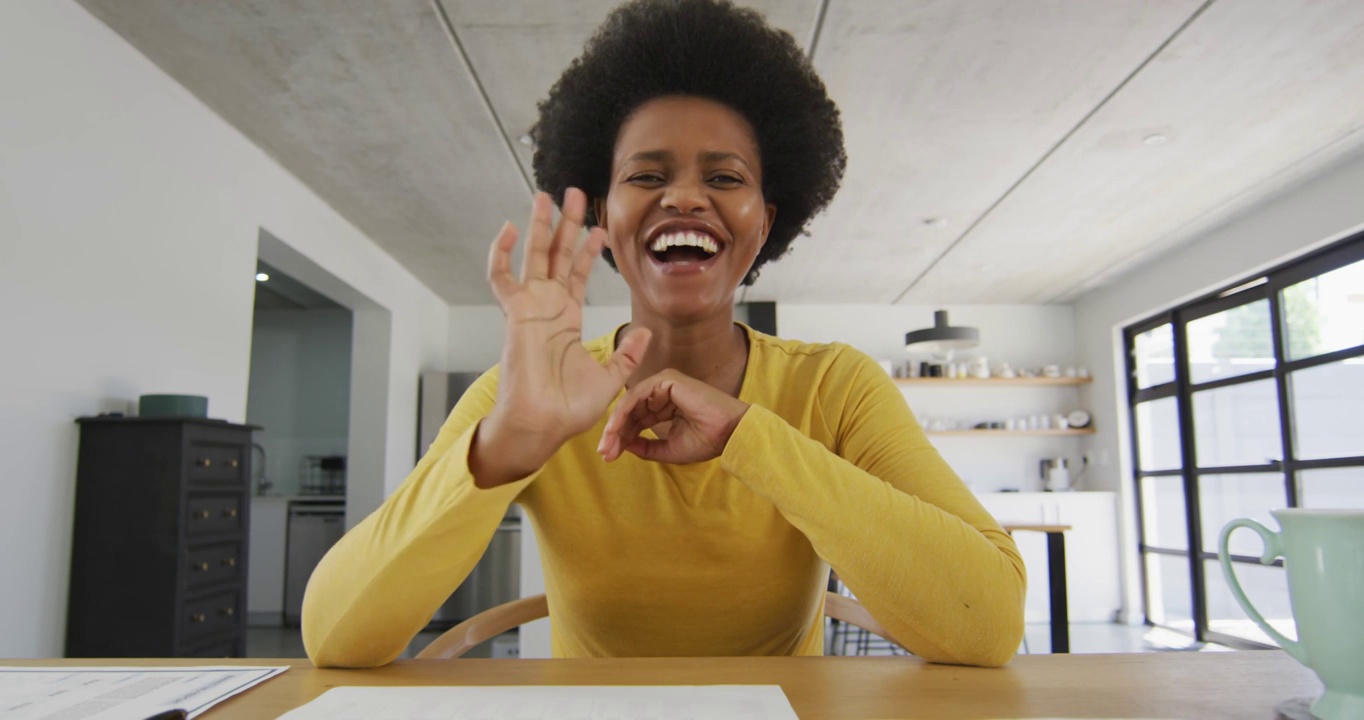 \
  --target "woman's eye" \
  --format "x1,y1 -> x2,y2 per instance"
710,175 -> 743,186
629,173 -> 664,184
